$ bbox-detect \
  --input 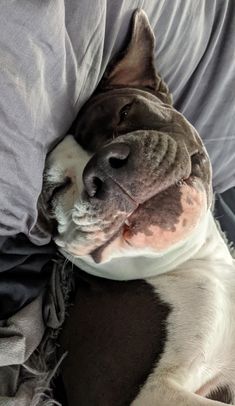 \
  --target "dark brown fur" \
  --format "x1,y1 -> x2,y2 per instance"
60,273 -> 170,406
